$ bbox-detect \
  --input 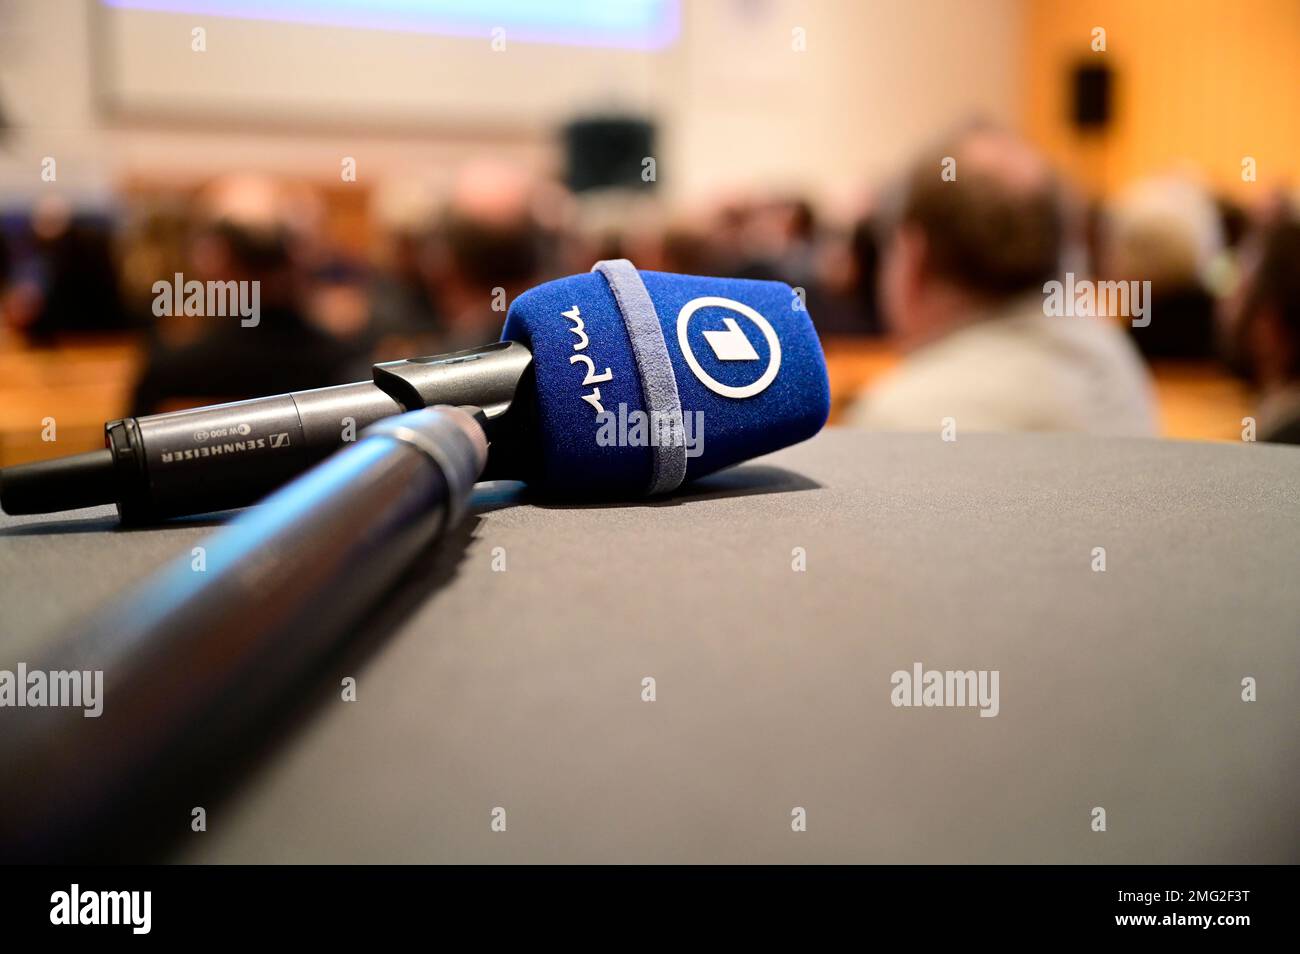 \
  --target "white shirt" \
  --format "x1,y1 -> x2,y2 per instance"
846,297 -> 1159,436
